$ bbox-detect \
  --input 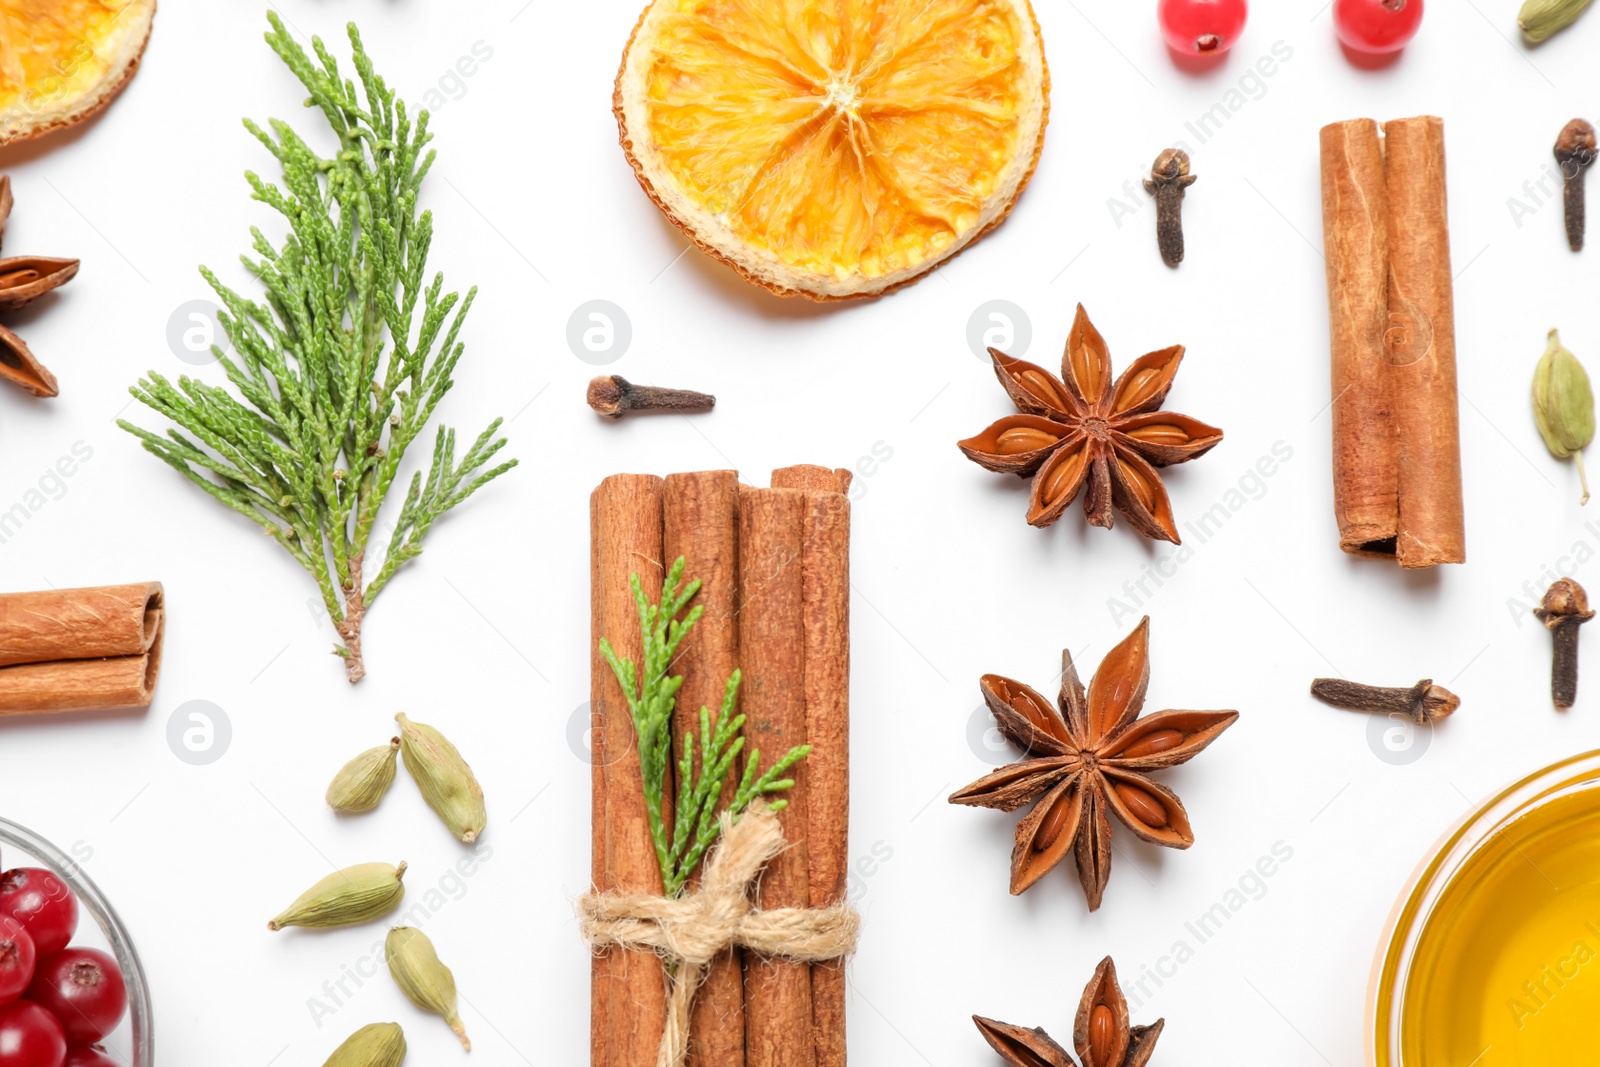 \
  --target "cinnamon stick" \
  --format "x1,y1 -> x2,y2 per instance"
591,480 -> 608,1067
772,466 -> 851,1067
1320,116 -> 1464,568
738,487 -> 814,1067
663,470 -> 745,1067
0,582 -> 163,666
771,465 -> 853,496
1385,116 -> 1465,567
0,644 -> 162,715
1322,119 -> 1397,556
592,475 -> 668,1067
0,582 -> 164,715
